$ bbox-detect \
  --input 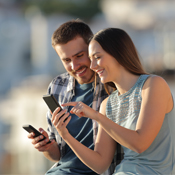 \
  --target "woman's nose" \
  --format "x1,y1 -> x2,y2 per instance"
90,59 -> 98,70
